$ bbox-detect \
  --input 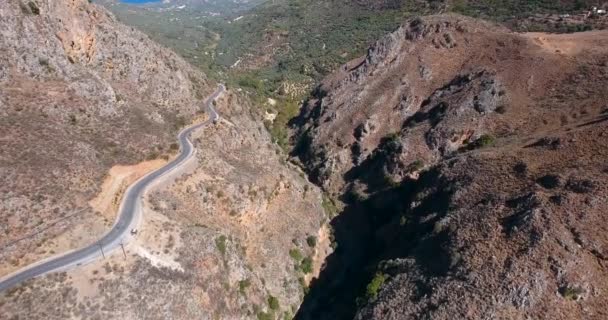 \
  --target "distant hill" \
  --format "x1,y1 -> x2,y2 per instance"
450,0 -> 600,19
96,0 -> 266,13
97,0 -> 608,152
